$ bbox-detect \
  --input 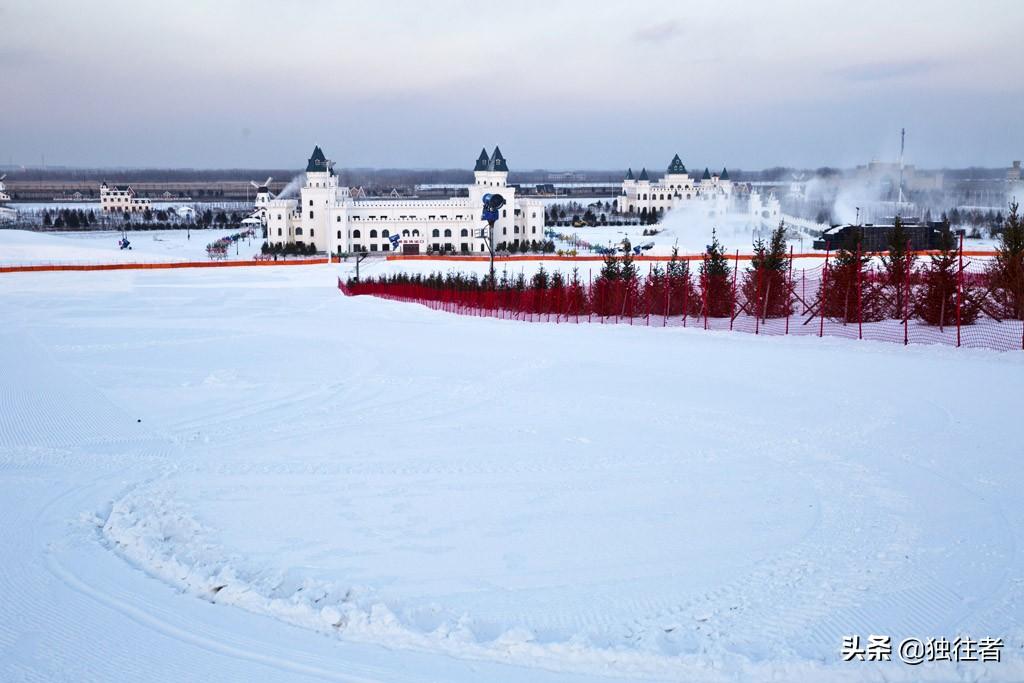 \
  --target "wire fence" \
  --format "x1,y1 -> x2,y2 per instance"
339,243 -> 1024,353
